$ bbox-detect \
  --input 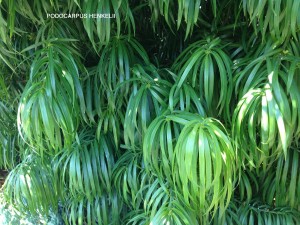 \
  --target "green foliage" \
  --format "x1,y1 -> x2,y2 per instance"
124,64 -> 172,148
0,101 -> 19,169
78,0 -> 135,47
233,38 -> 300,169
262,146 -> 300,209
3,155 -> 58,217
173,116 -> 235,216
173,37 -> 233,117
17,40 -> 86,153
0,0 -> 300,224
0,193 -> 62,225
54,131 -> 116,199
242,0 -> 300,42
64,192 -> 123,225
